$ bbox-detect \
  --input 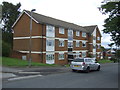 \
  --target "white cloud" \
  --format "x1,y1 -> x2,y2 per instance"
1,0 -> 112,48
